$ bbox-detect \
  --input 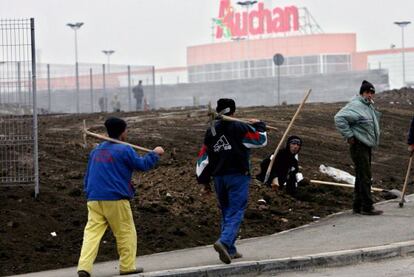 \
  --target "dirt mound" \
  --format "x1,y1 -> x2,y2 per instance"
1,89 -> 413,275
